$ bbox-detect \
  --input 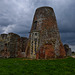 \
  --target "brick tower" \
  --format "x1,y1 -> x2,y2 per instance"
26,6 -> 66,59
